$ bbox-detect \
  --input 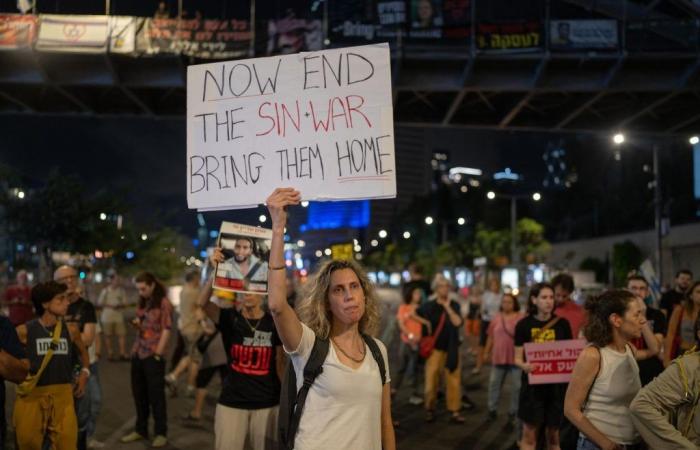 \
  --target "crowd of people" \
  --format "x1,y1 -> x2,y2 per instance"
0,189 -> 699,449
